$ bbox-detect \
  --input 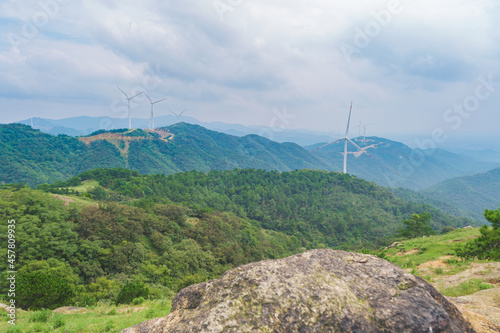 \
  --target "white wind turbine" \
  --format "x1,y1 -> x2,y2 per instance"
360,121 -> 373,141
144,93 -> 167,130
118,87 -> 143,129
316,102 -> 372,174
171,109 -> 186,123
